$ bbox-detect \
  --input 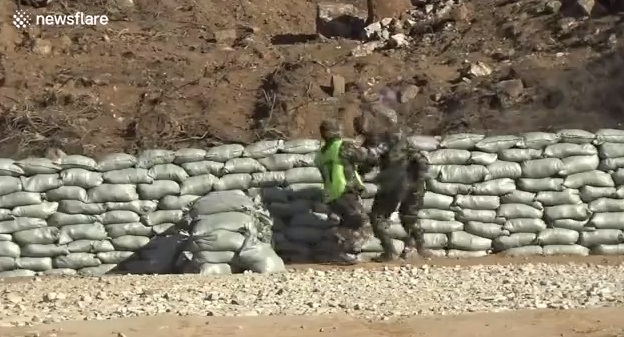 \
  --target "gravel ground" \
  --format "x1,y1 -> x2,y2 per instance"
2,262 -> 624,327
